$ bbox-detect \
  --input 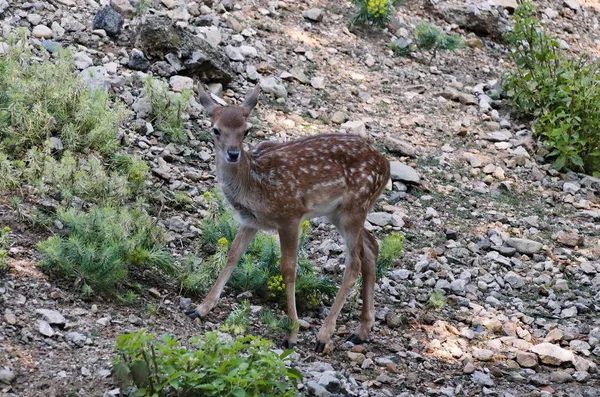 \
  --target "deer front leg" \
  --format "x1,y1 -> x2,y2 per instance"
187,226 -> 258,320
278,223 -> 300,349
